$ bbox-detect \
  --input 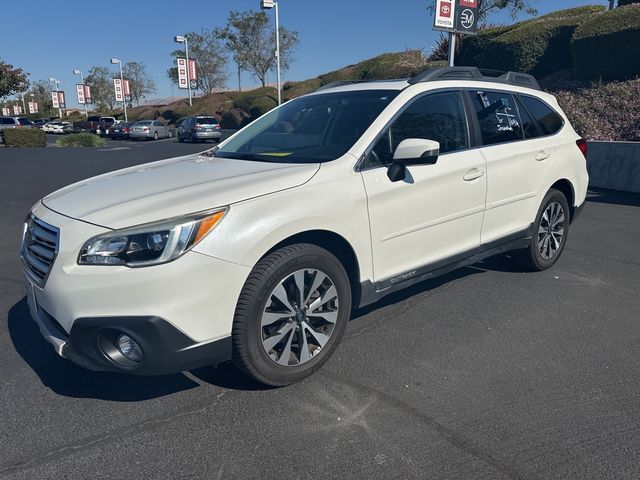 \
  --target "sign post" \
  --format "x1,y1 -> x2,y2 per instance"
433,0 -> 479,66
